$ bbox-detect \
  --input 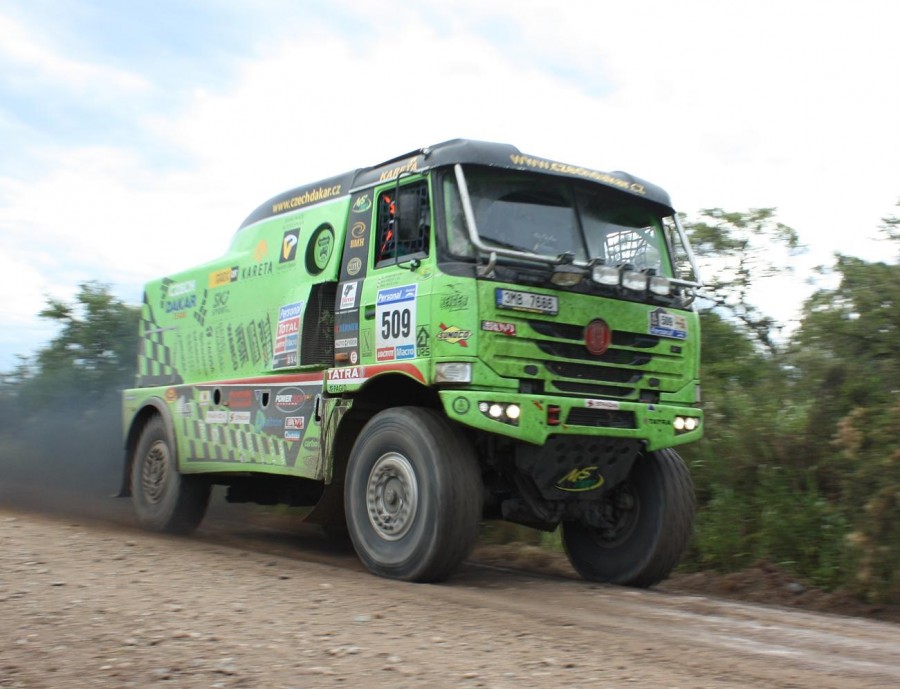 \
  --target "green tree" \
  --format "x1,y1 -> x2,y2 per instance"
11,282 -> 140,413
684,208 -> 801,353
789,215 -> 900,600
679,209 -> 849,588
